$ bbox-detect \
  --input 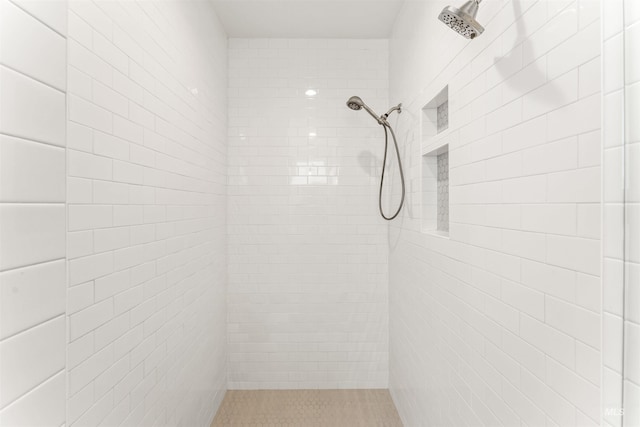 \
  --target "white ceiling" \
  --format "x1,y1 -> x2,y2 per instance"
210,0 -> 405,38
